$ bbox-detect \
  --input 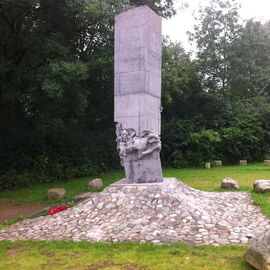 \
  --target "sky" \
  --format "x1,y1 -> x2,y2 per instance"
162,0 -> 270,51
